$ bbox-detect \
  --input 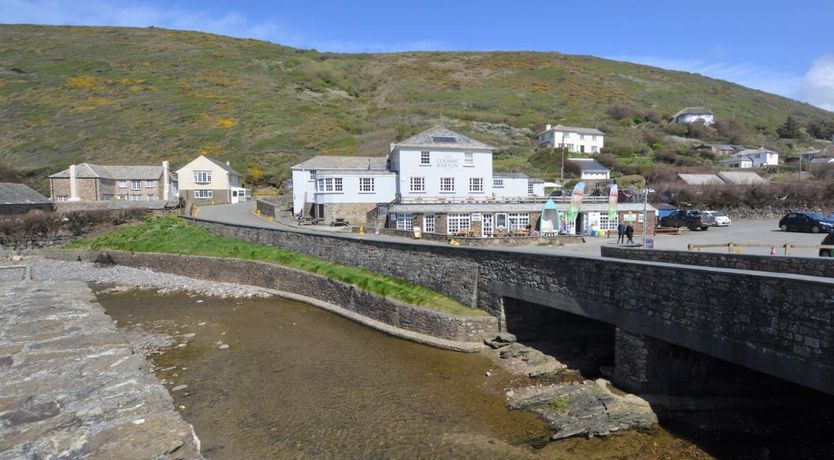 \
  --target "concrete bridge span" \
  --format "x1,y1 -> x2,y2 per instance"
184,215 -> 834,395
